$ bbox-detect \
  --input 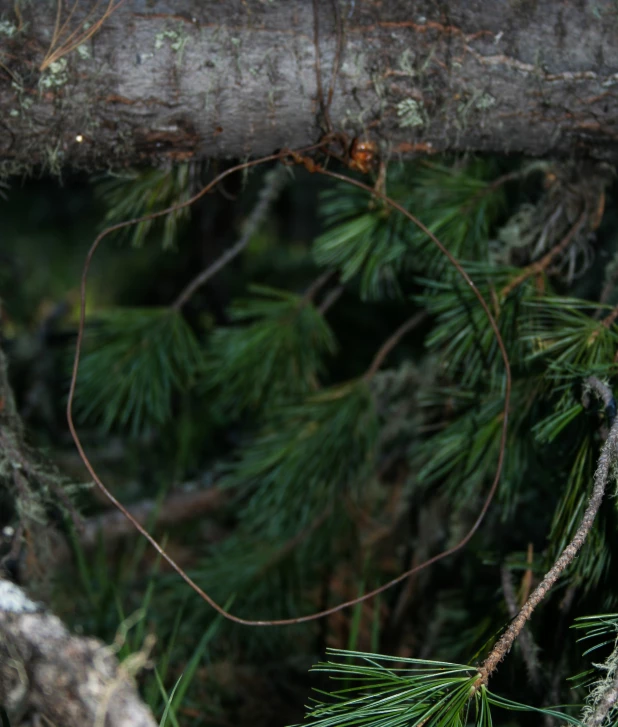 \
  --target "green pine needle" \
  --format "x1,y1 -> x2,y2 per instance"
416,394 -> 504,499
532,393 -> 585,444
297,649 -> 581,727
73,308 -> 201,435
524,297 -> 618,377
573,613 -> 618,656
315,196 -> 411,300
199,284 -> 337,417
417,263 -> 527,389
223,381 -> 378,534
315,159 -> 506,300
547,437 -> 611,592
96,165 -> 193,249
404,159 -> 507,271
